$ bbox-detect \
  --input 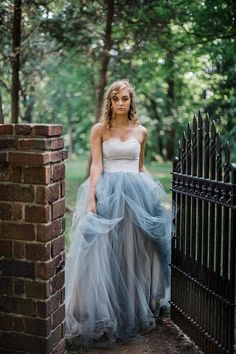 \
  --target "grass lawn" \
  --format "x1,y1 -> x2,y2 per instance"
64,154 -> 173,249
